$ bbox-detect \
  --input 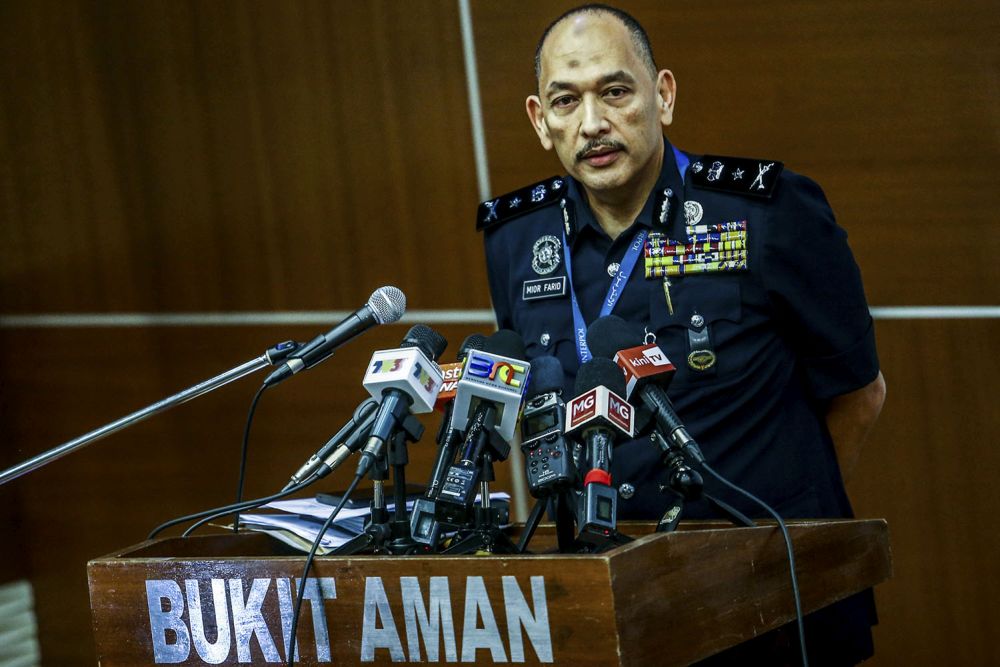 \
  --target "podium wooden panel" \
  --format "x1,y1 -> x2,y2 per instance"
88,519 -> 890,665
